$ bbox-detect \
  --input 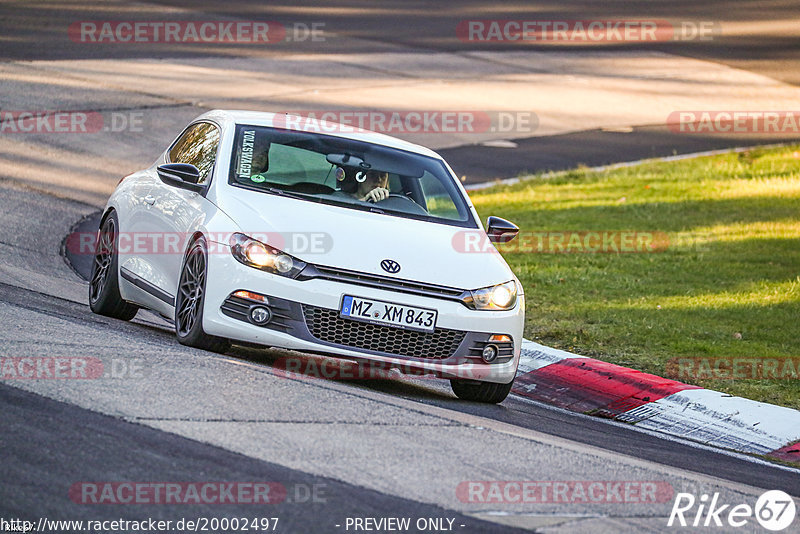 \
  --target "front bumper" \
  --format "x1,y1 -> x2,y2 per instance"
202,250 -> 524,384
